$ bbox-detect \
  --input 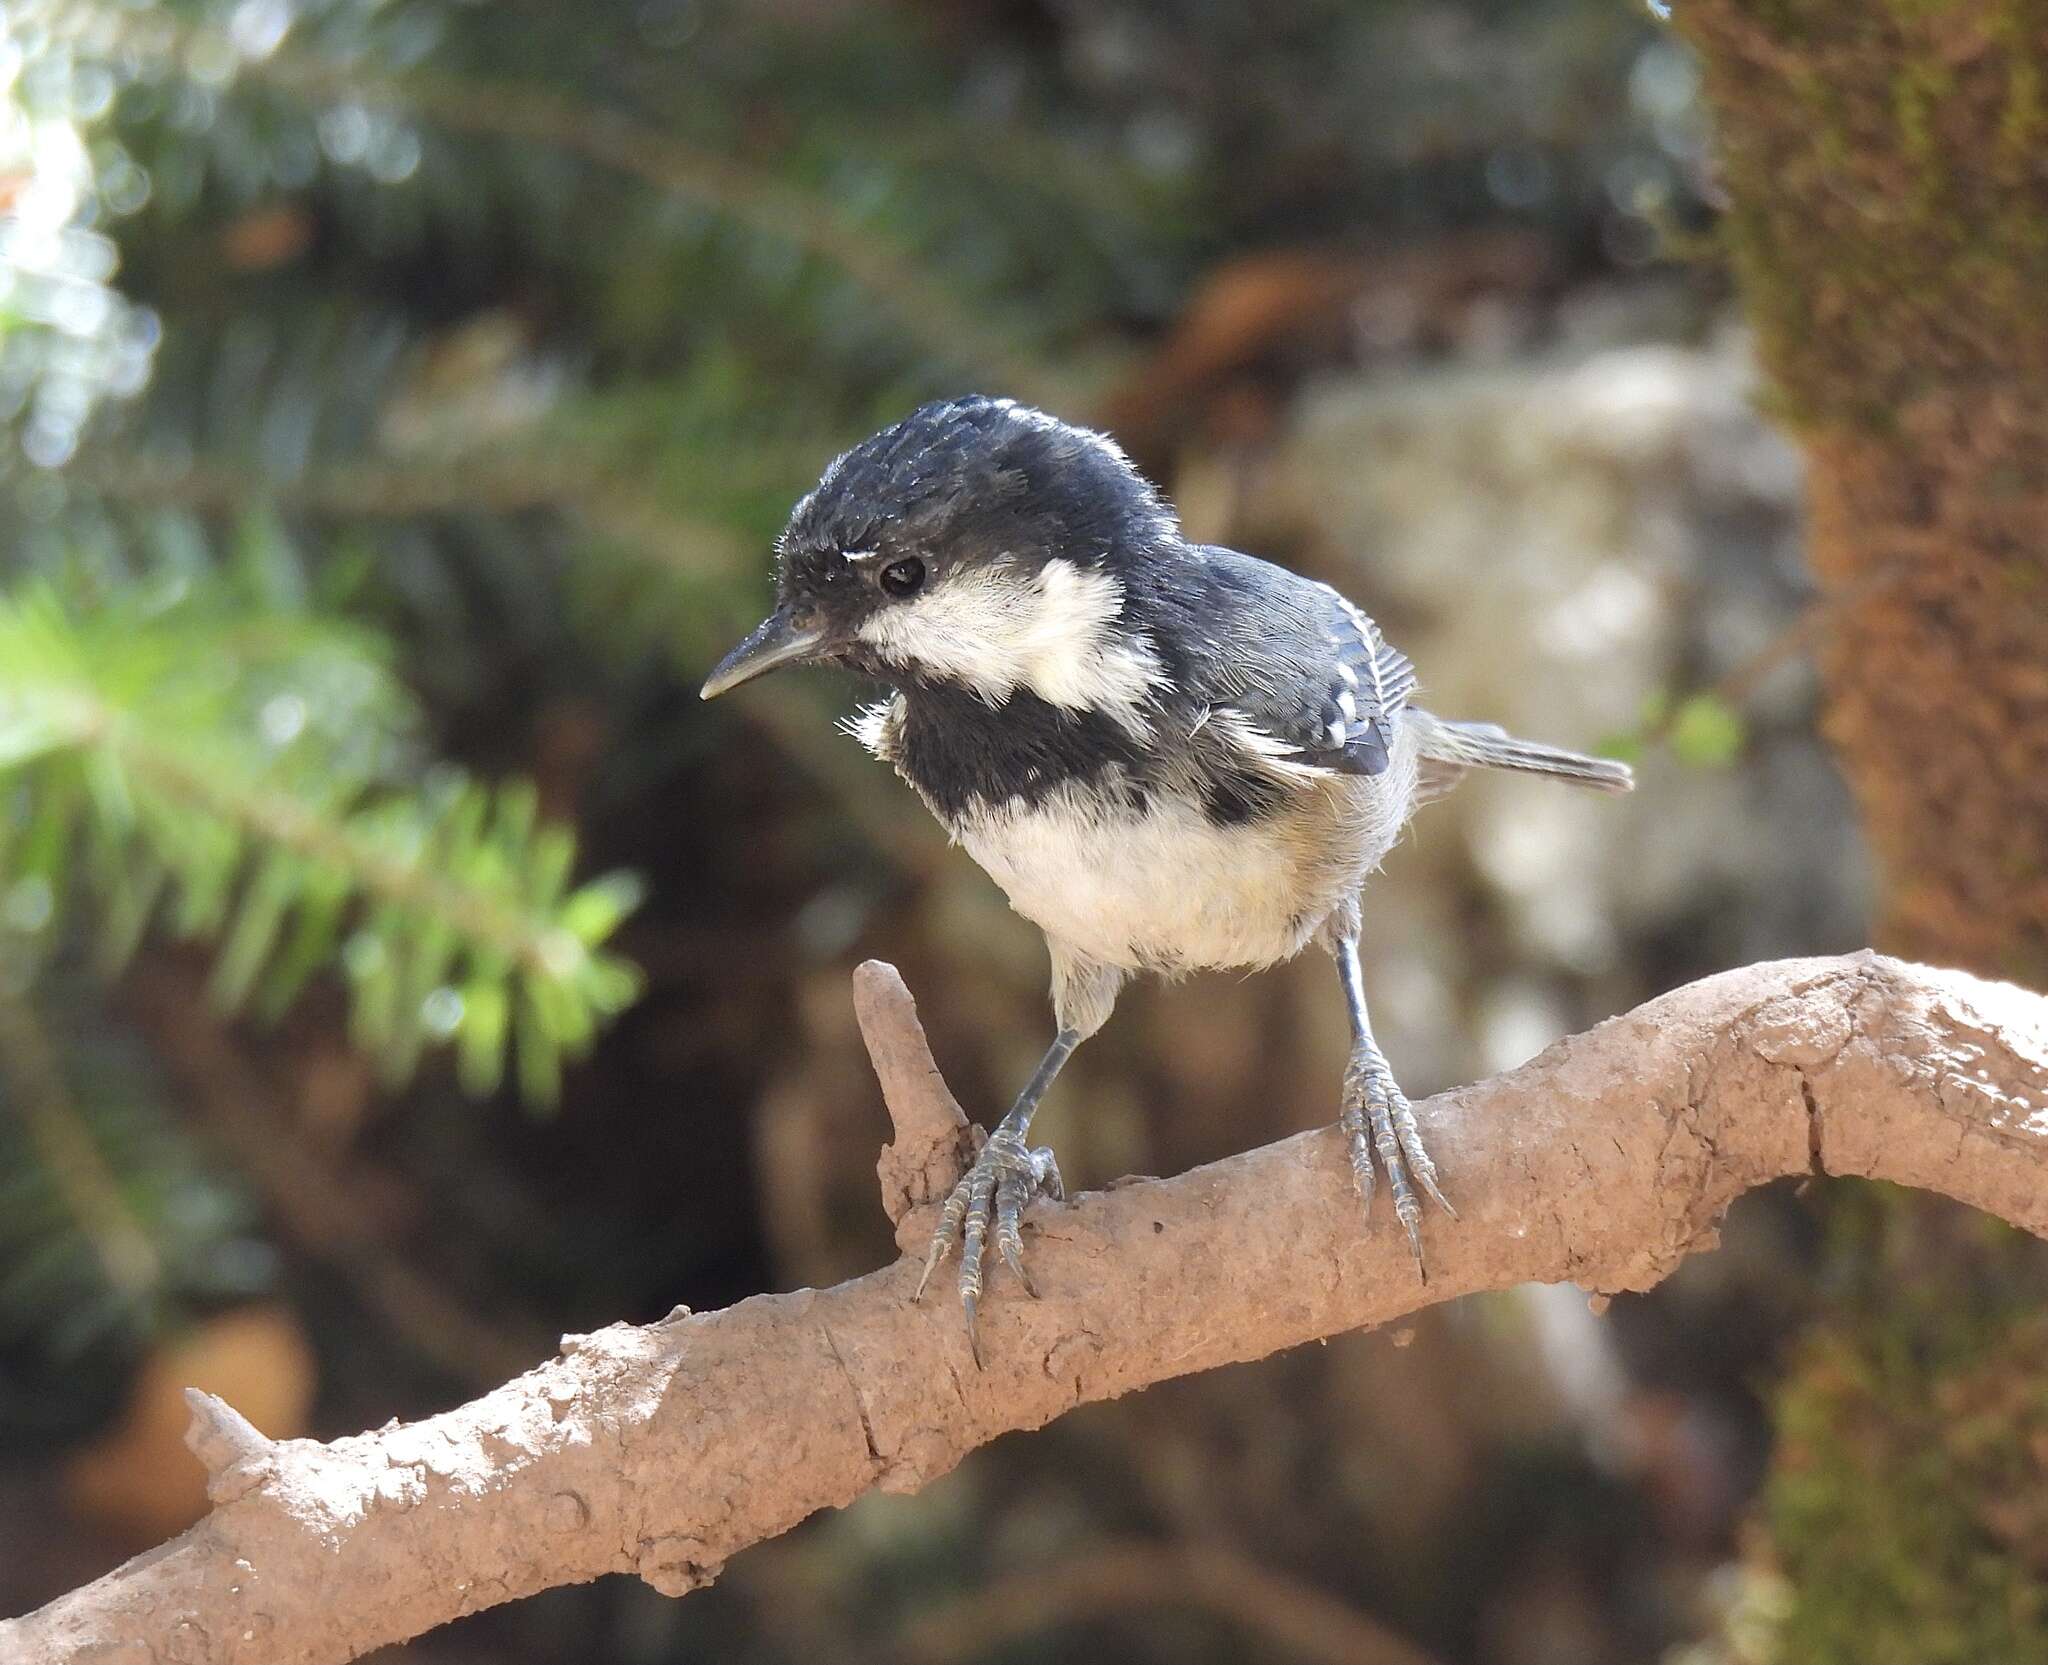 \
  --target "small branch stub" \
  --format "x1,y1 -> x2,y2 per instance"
853,959 -> 977,1237
637,1534 -> 724,1597
181,1387 -> 276,1504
